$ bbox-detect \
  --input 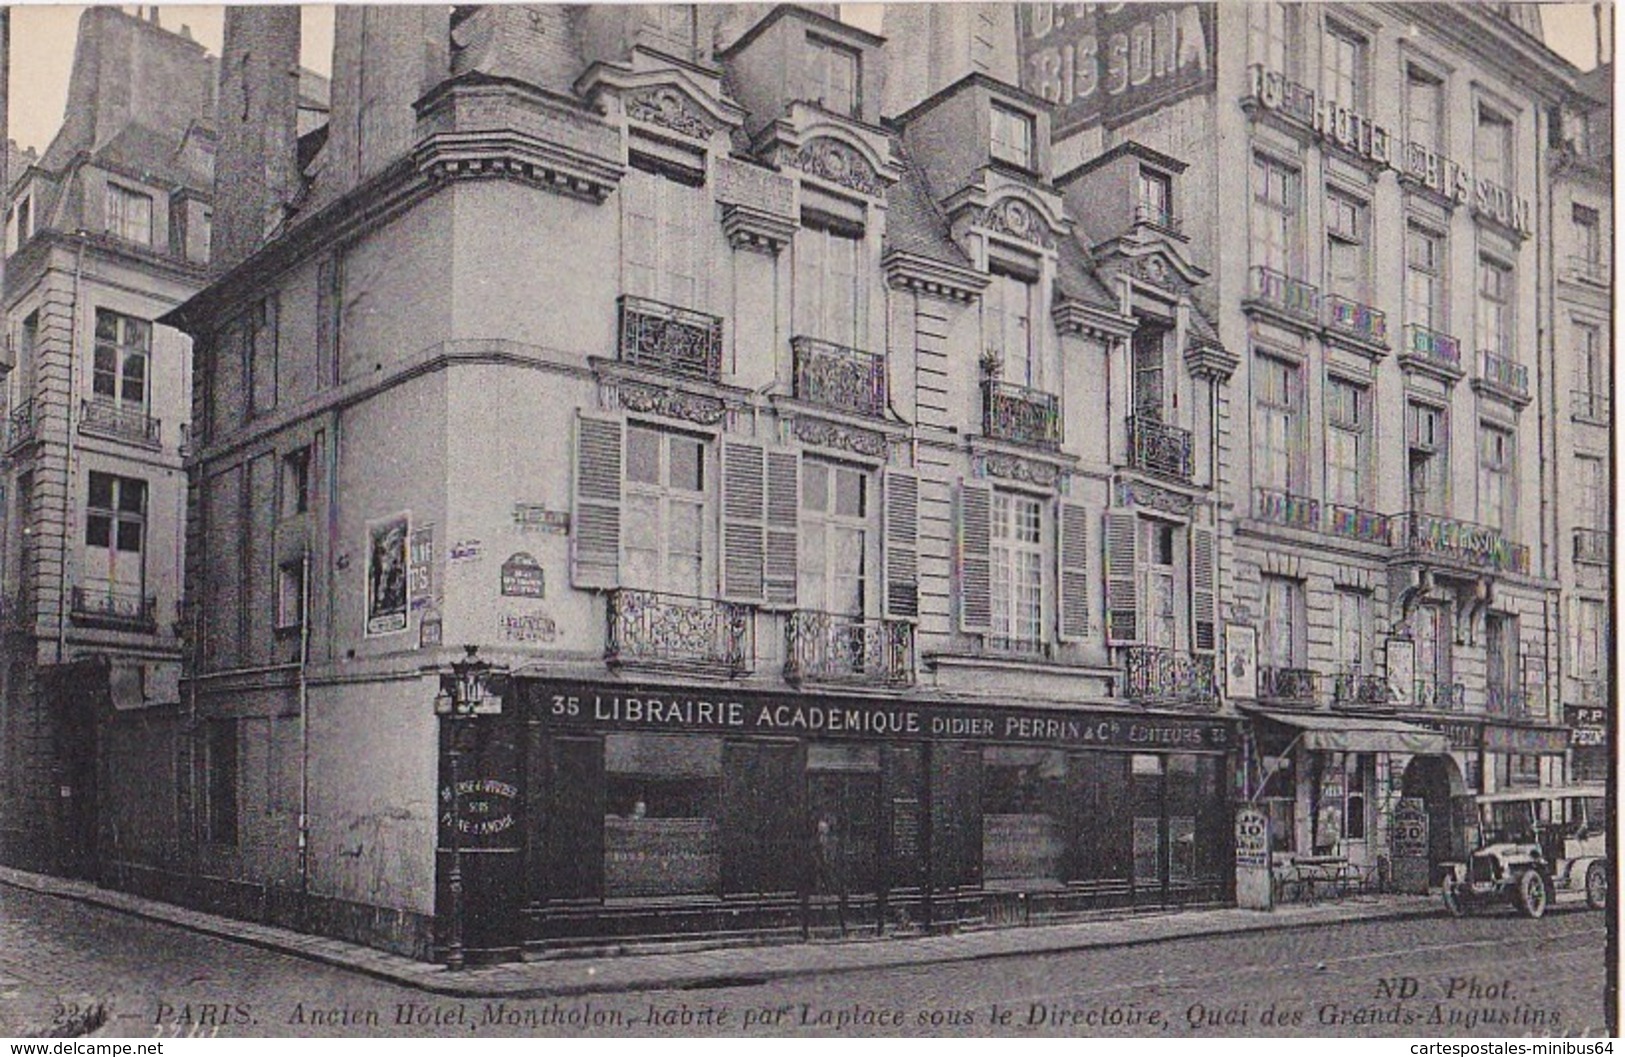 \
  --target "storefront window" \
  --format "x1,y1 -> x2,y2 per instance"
1345,753 -> 1370,840
808,744 -> 881,897
982,747 -> 1066,887
1131,754 -> 1163,886
603,733 -> 721,898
